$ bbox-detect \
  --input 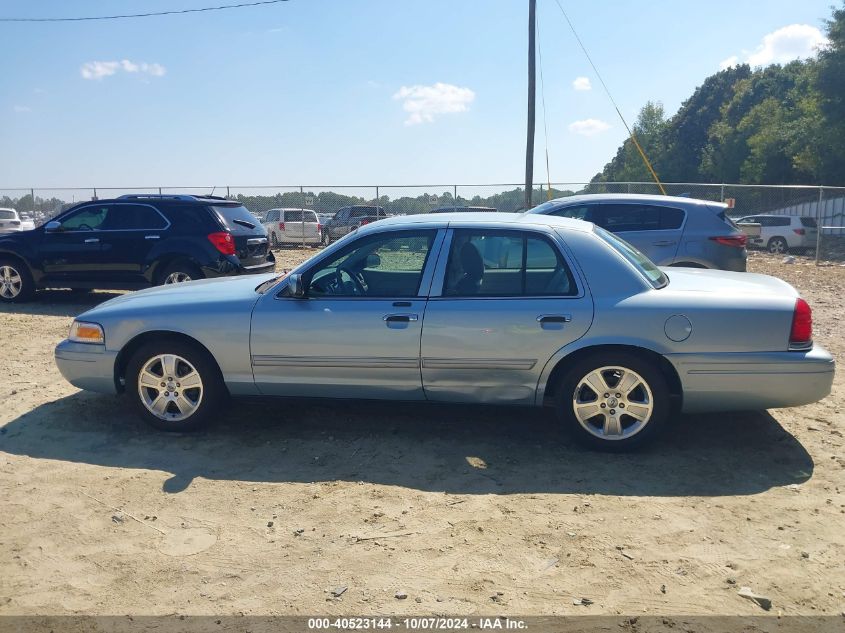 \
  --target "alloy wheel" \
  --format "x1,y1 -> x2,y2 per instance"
164,271 -> 192,284
0,265 -> 23,299
768,238 -> 787,254
572,365 -> 654,440
137,354 -> 204,422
